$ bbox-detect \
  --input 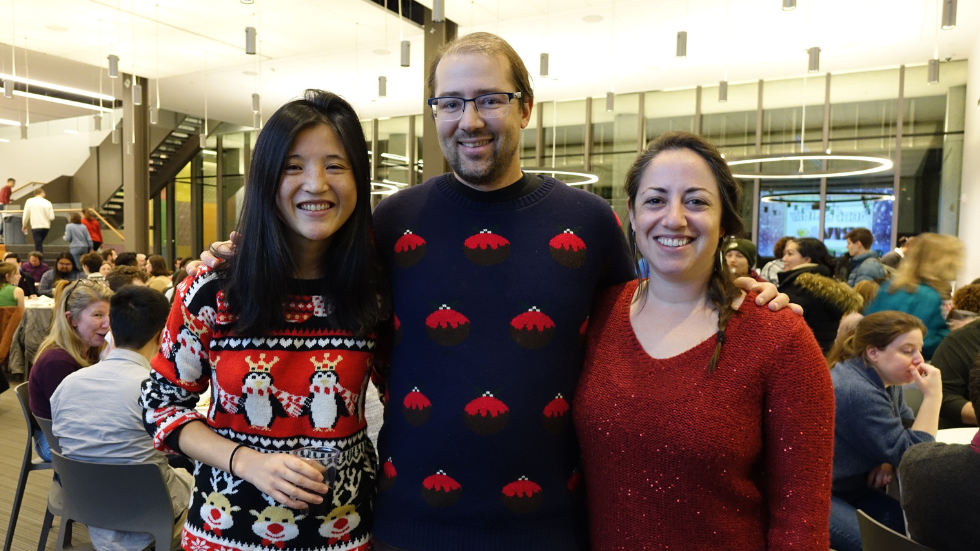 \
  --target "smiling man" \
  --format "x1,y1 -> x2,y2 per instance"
370,33 -> 636,551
